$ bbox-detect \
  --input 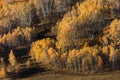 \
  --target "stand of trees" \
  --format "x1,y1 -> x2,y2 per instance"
0,27 -> 34,49
29,37 -> 119,73
56,0 -> 120,52
100,19 -> 120,70
0,0 -> 76,36
29,0 -> 120,73
0,0 -> 120,78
